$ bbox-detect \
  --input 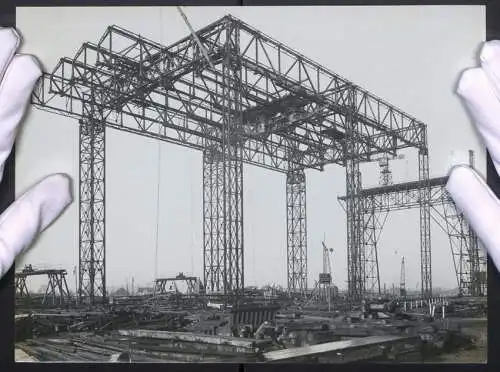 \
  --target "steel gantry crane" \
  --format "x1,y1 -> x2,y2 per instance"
32,14 -> 429,304
338,172 -> 486,299
15,265 -> 72,307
